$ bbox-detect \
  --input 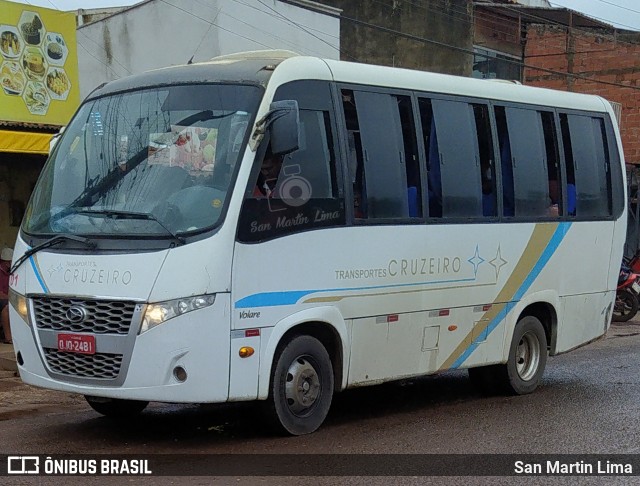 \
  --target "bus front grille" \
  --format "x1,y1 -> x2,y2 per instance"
32,297 -> 136,335
43,348 -> 123,379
